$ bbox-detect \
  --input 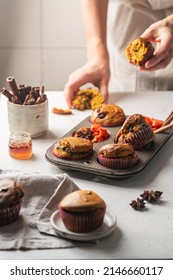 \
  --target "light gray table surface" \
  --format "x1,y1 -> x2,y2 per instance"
0,90 -> 173,260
